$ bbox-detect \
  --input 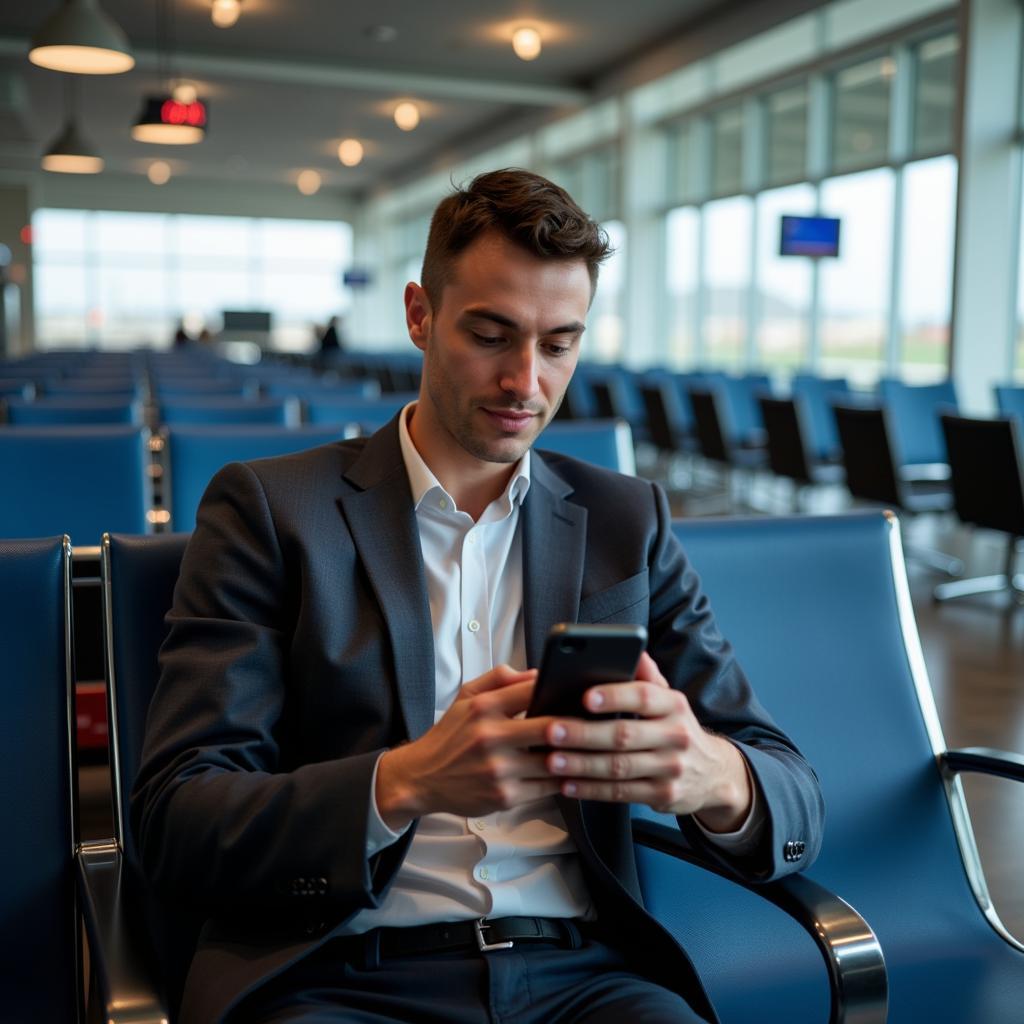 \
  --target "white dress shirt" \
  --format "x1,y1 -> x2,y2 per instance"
342,403 -> 762,934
